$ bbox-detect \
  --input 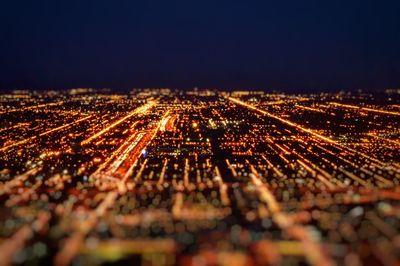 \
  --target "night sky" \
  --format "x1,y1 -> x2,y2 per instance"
1,1 -> 399,91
